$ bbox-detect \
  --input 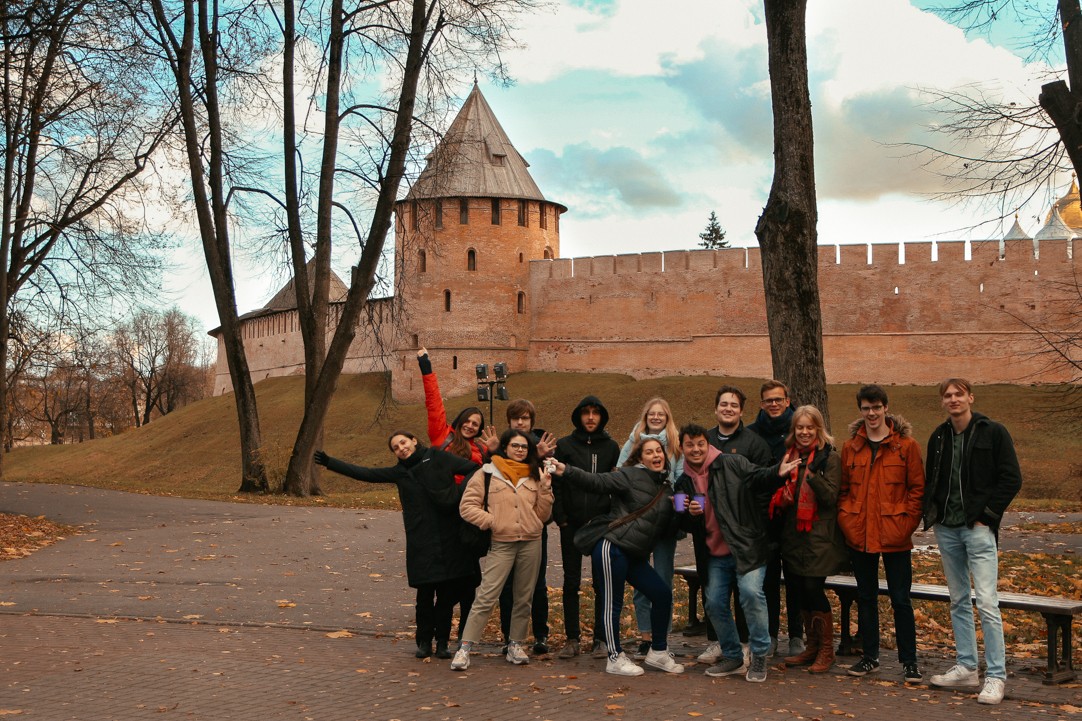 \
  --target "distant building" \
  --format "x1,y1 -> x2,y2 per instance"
212,85 -> 1081,398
